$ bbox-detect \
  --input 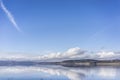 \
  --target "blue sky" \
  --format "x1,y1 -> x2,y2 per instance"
0,0 -> 120,54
